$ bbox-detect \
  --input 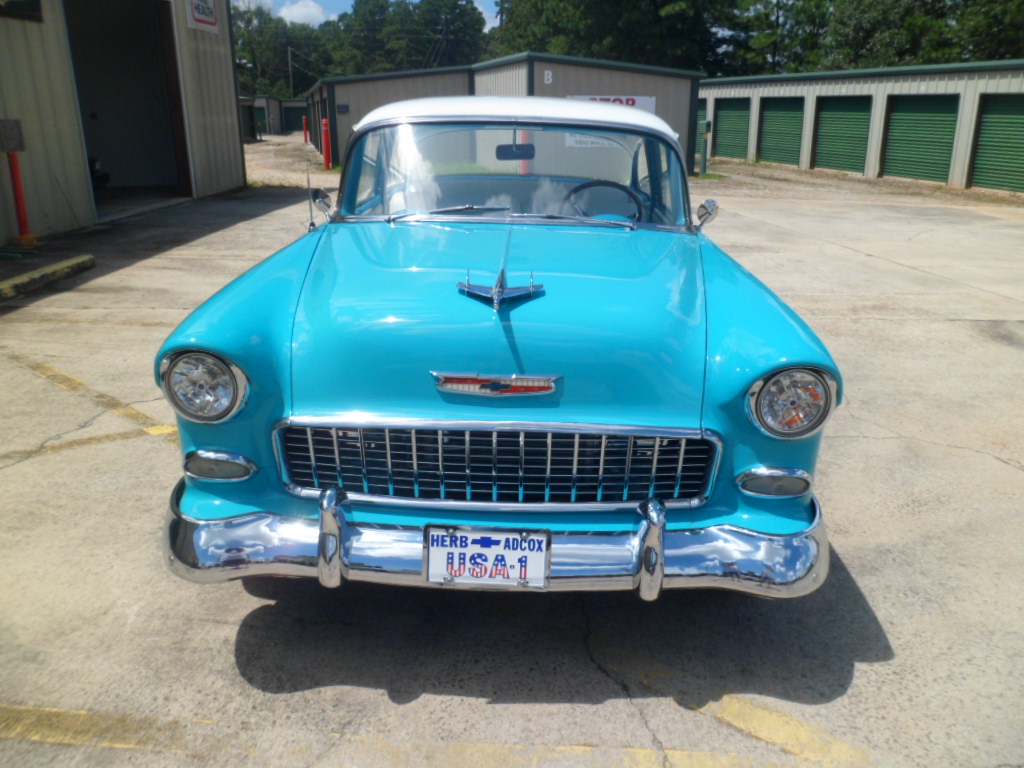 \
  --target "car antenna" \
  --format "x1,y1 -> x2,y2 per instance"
306,158 -> 317,232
